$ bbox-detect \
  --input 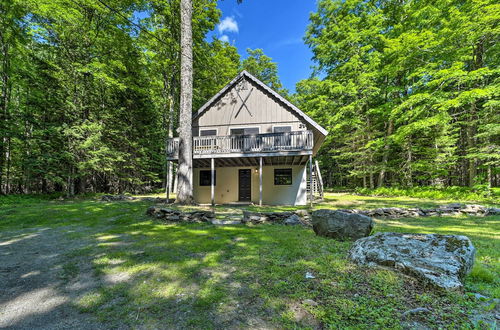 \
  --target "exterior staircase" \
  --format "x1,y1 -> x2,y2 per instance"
307,160 -> 324,202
